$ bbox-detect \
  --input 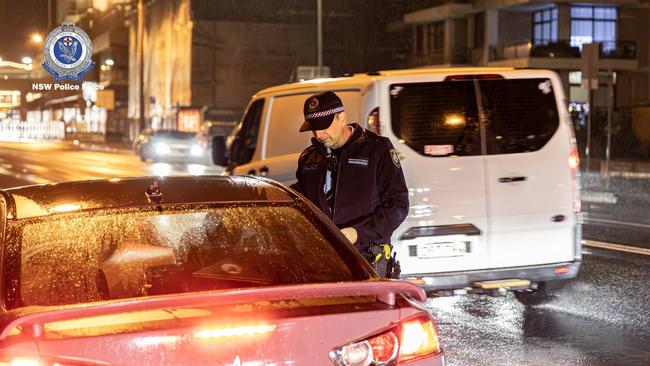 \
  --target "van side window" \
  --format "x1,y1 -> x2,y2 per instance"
390,81 -> 481,157
233,99 -> 265,165
479,78 -> 559,155
265,91 -> 361,159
